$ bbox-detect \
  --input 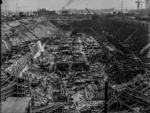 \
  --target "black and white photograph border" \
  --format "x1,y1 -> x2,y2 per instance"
1,0 -> 150,113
